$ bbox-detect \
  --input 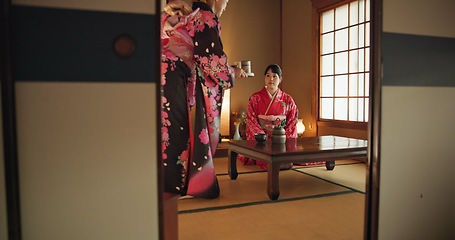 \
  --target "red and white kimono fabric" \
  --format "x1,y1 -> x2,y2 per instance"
238,87 -> 298,169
